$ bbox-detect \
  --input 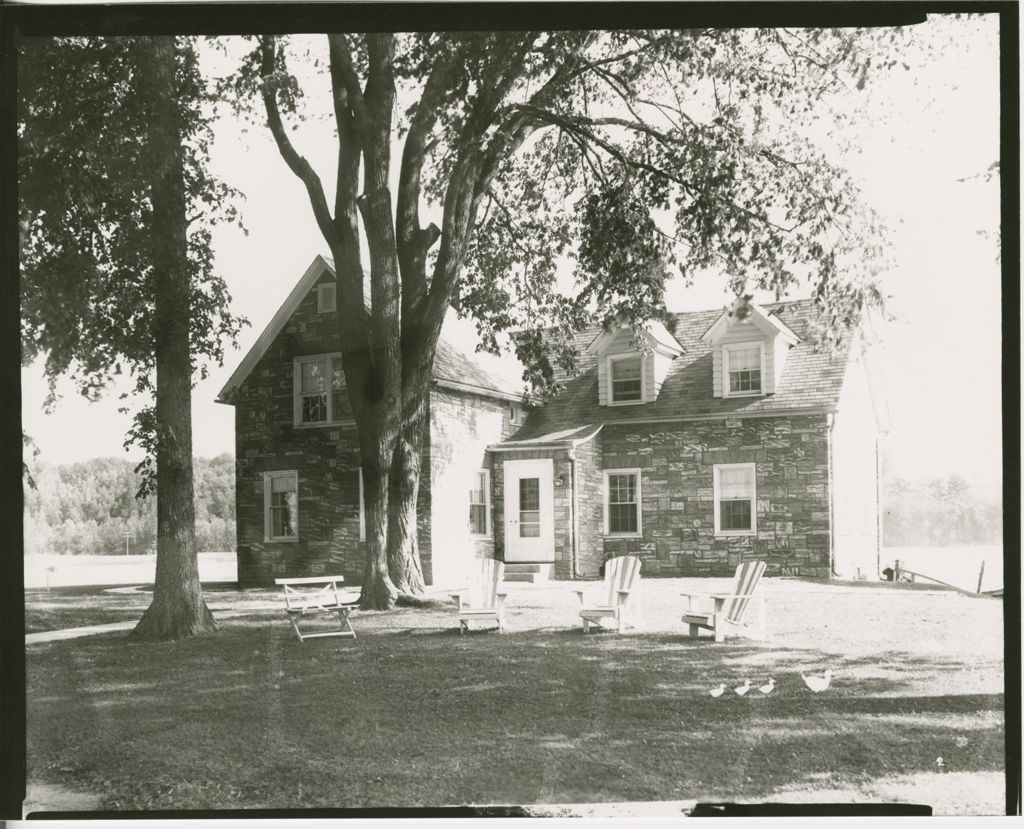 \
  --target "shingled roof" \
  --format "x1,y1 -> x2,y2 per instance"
506,299 -> 855,443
